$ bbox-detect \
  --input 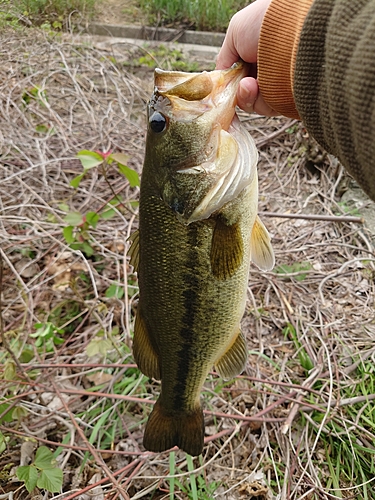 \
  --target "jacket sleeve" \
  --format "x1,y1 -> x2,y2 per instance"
258,0 -> 375,202
258,0 -> 313,119
294,0 -> 375,202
